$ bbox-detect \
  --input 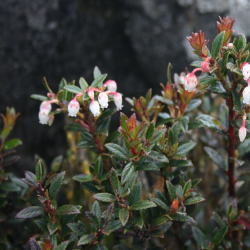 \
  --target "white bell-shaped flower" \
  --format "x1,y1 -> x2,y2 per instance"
40,101 -> 52,111
114,93 -> 123,110
98,92 -> 109,109
241,63 -> 250,81
184,73 -> 198,92
90,100 -> 100,117
68,99 -> 80,117
105,80 -> 117,92
243,86 -> 250,104
39,108 -> 50,125
239,127 -> 247,142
